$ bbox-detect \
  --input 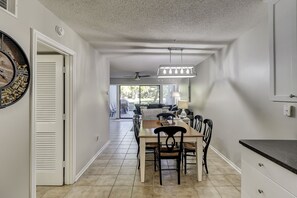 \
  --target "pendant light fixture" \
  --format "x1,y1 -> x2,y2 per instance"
157,48 -> 197,78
